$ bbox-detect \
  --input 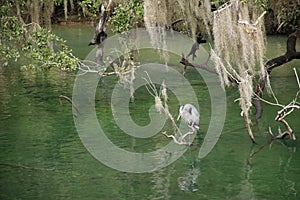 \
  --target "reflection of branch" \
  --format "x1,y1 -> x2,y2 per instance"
247,139 -> 272,169
0,162 -> 56,171
178,160 -> 201,192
